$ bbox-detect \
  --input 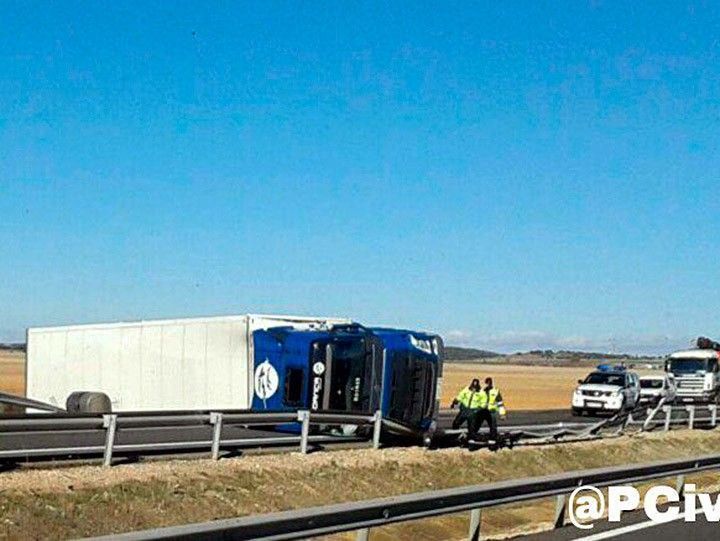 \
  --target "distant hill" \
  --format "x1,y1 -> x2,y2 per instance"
518,349 -> 656,361
0,343 -> 25,352
444,346 -> 501,360
445,346 -> 661,366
